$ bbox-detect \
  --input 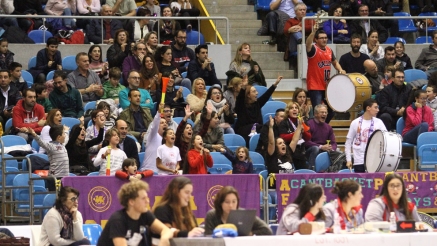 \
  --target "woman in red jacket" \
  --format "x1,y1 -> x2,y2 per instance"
187,134 -> 213,174
402,89 -> 434,145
